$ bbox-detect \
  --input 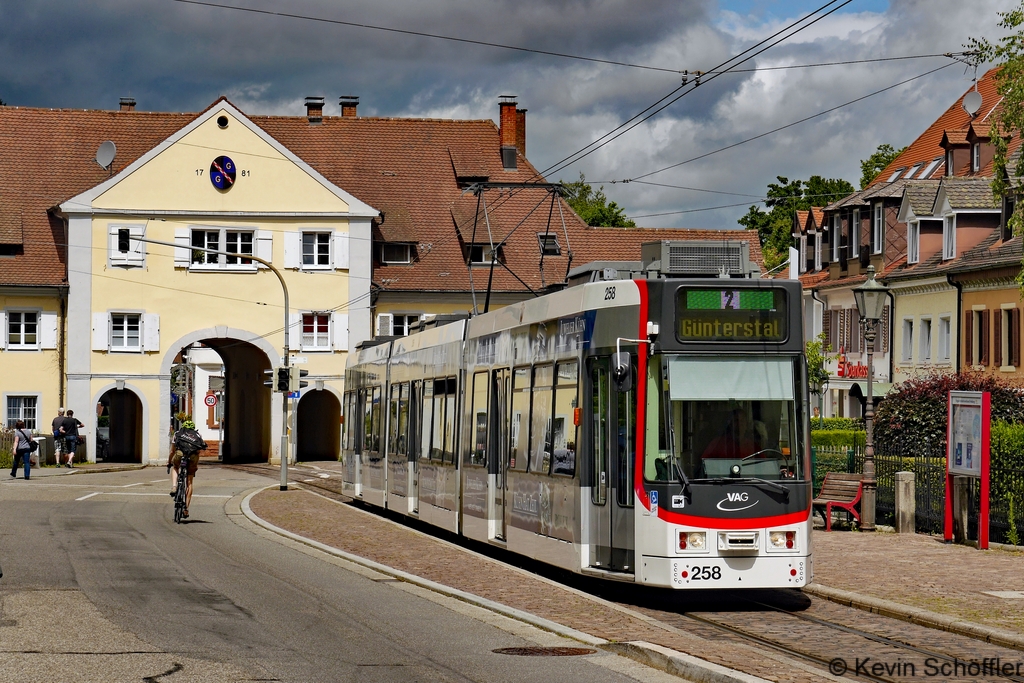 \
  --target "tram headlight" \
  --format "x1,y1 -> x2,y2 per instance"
768,530 -> 796,550
678,531 -> 706,551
